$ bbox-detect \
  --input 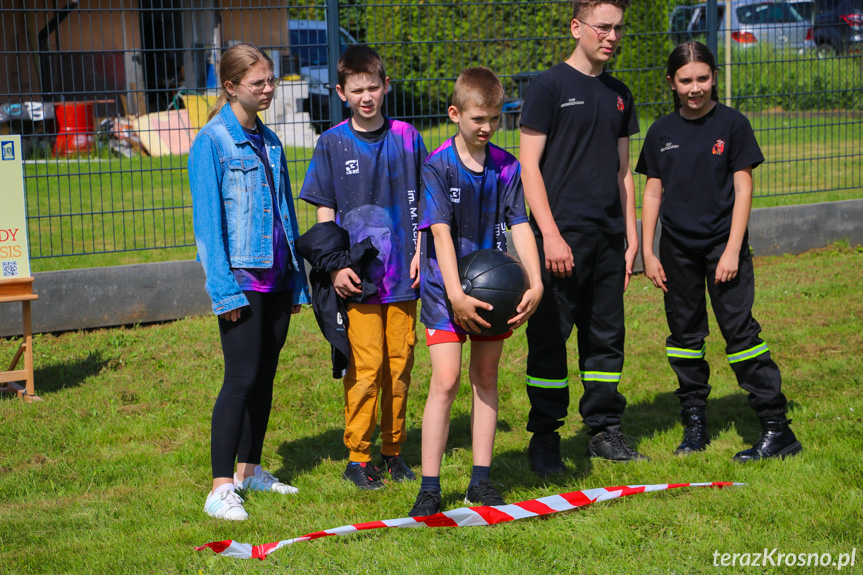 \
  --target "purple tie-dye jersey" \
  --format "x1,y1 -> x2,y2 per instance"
299,119 -> 427,304
232,128 -> 294,293
419,138 -> 528,333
